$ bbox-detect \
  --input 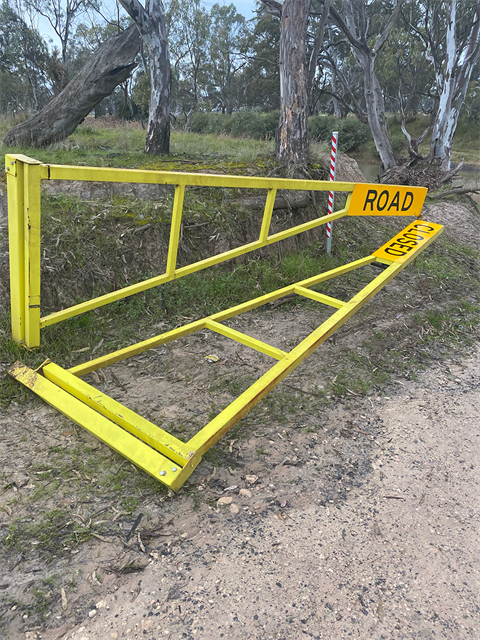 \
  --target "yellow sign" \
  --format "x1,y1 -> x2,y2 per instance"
374,220 -> 444,263
349,184 -> 427,216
